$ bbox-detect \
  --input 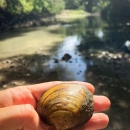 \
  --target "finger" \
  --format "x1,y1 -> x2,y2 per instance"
0,87 -> 36,108
27,81 -> 95,101
66,81 -> 95,93
0,104 -> 50,130
94,96 -> 111,112
84,113 -> 109,130
0,82 -> 94,109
